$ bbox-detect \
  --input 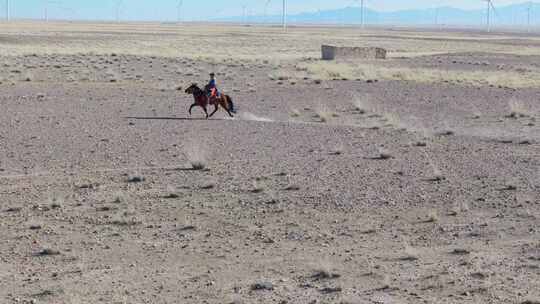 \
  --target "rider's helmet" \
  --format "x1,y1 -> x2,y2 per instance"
209,72 -> 215,77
